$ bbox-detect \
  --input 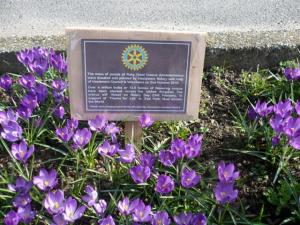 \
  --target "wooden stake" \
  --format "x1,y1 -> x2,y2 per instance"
124,121 -> 142,146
